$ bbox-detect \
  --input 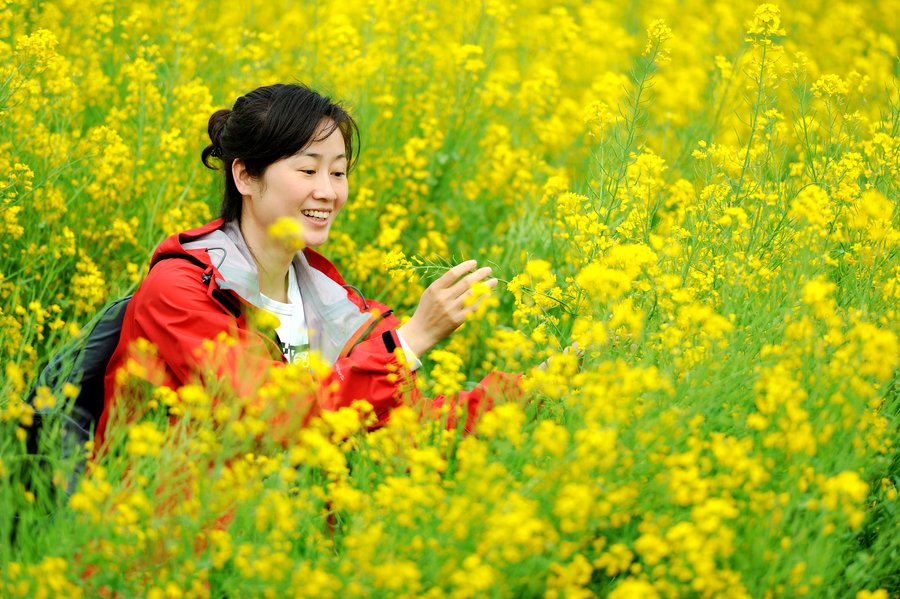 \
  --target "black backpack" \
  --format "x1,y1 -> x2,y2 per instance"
3,294 -> 135,549
23,295 -> 133,494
